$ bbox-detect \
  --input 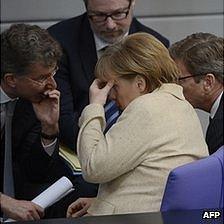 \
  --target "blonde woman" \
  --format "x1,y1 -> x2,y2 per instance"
67,33 -> 208,217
